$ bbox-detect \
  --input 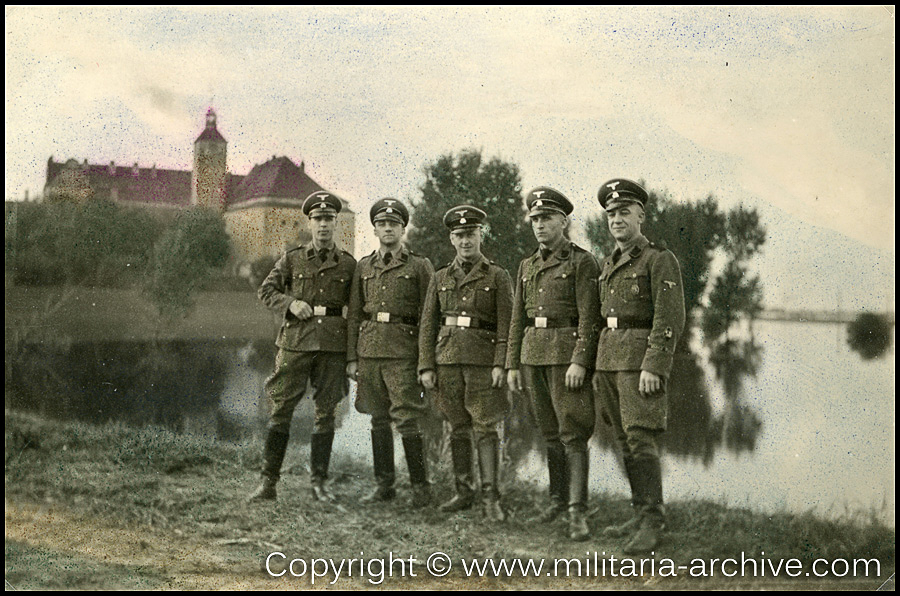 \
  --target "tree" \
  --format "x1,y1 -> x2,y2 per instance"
407,149 -> 536,275
144,207 -> 231,320
9,199 -> 163,287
